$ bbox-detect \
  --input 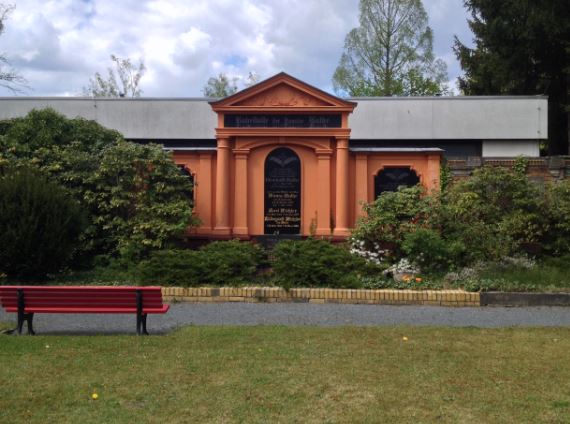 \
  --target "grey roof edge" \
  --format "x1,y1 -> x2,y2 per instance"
348,95 -> 548,100
0,97 -> 218,101
0,95 -> 547,101
350,147 -> 444,153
